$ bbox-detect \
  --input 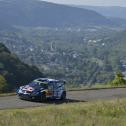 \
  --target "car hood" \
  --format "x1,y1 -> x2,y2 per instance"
21,85 -> 43,91
21,85 -> 35,92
